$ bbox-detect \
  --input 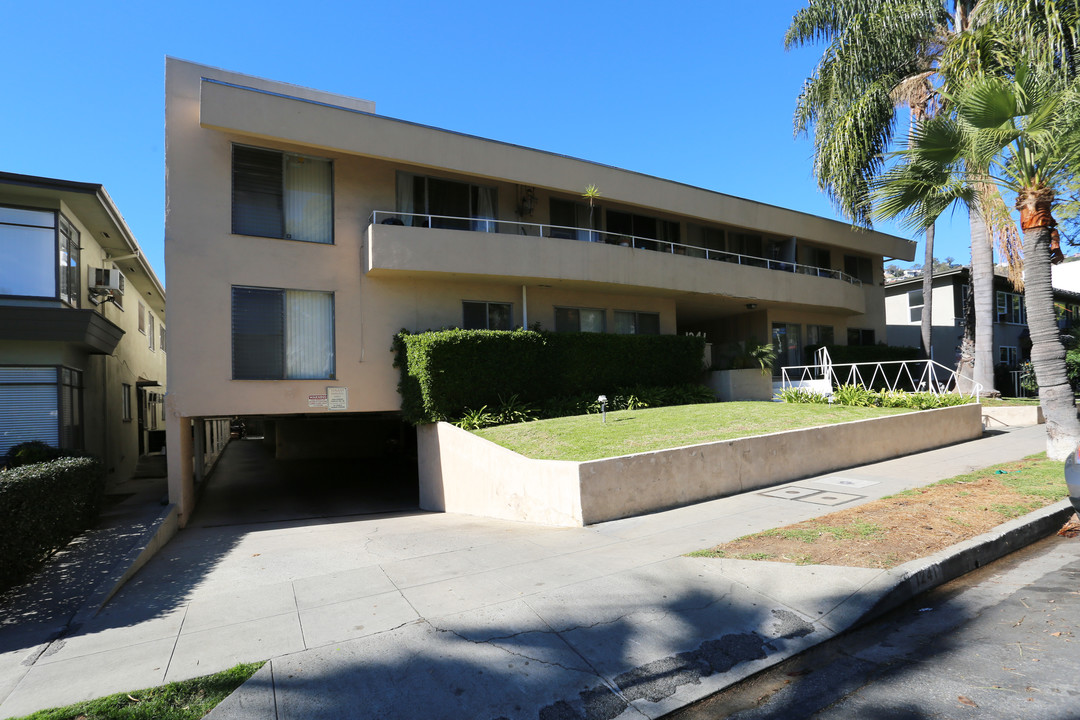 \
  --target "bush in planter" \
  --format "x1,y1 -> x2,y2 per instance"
0,455 -> 105,592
